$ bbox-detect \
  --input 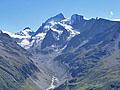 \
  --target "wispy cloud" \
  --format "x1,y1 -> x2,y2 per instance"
109,11 -> 114,18
110,11 -> 113,16
109,11 -> 114,19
